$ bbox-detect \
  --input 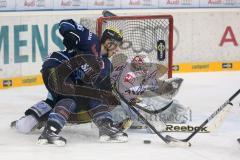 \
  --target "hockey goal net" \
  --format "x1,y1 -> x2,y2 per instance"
96,15 -> 173,78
